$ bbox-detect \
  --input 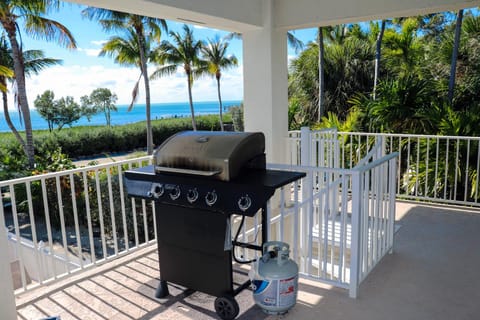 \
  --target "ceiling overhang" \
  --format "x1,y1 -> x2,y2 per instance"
67,0 -> 480,31
275,0 -> 480,30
